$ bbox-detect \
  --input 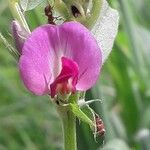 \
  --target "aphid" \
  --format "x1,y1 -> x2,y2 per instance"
44,4 -> 56,25
95,114 -> 105,136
